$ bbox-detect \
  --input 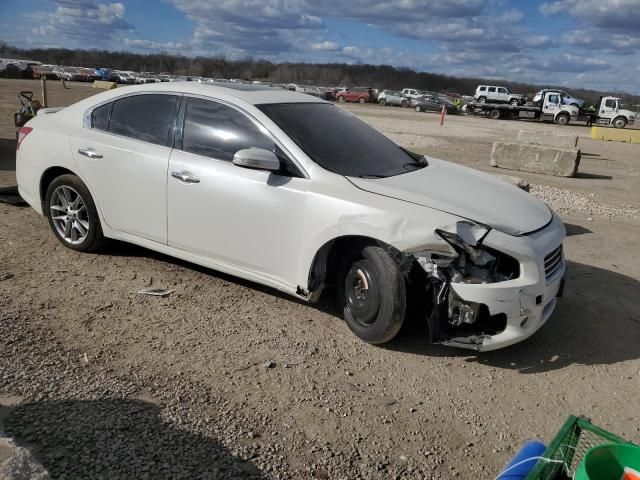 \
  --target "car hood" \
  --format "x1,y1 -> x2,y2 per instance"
347,158 -> 552,236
